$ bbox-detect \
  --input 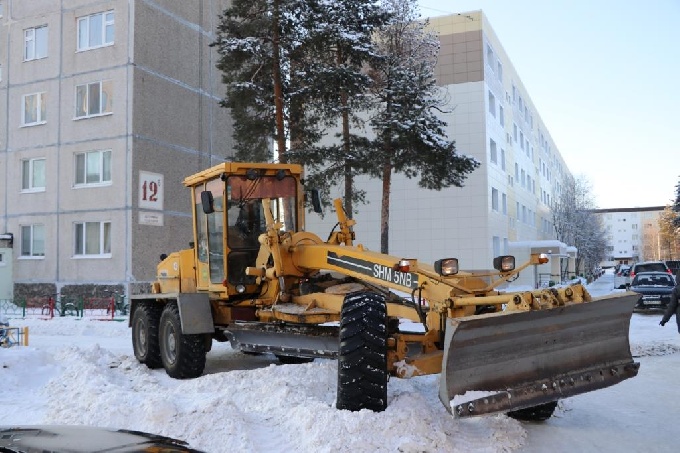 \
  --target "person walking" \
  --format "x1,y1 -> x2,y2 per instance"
660,269 -> 680,333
